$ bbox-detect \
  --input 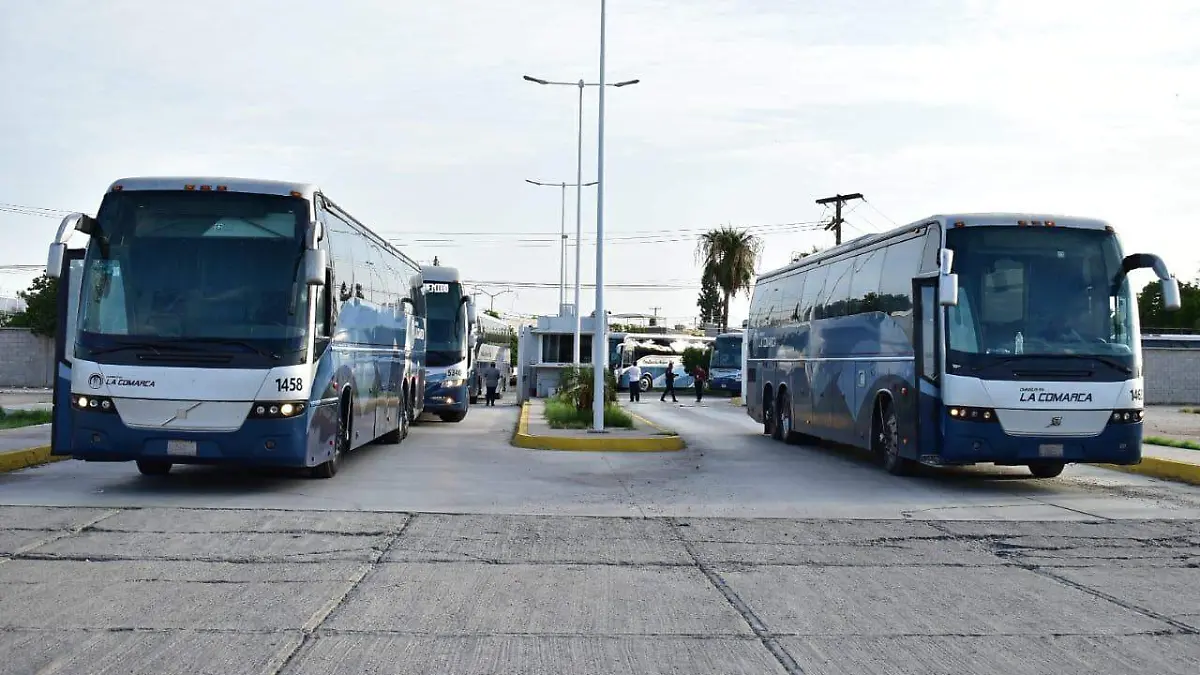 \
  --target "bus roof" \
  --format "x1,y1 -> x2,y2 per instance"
421,265 -> 463,283
106,176 -> 318,199
759,212 -> 1115,282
